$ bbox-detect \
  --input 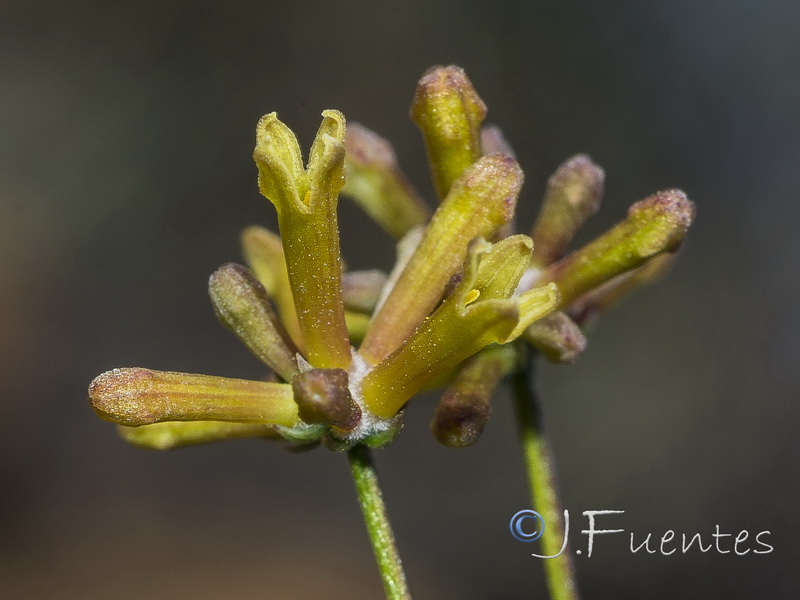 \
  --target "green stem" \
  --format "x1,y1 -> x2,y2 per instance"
512,350 -> 580,600
348,444 -> 411,600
